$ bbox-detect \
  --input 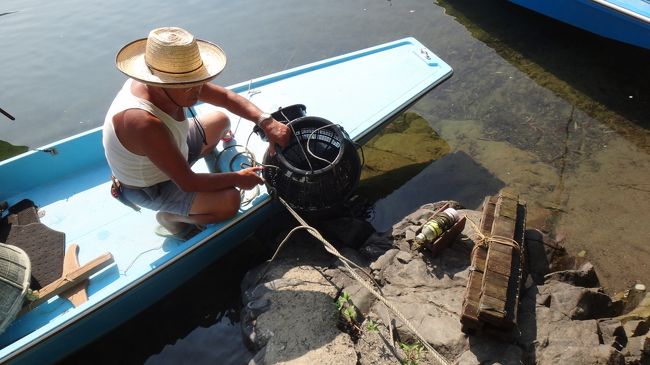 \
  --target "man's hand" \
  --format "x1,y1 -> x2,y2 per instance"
264,119 -> 292,155
235,166 -> 265,190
